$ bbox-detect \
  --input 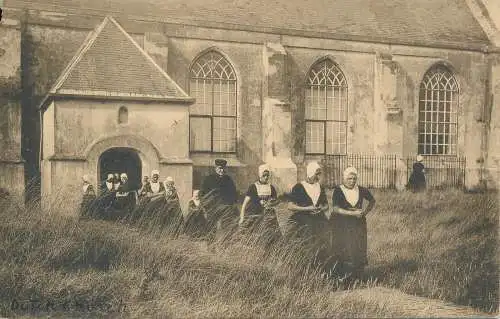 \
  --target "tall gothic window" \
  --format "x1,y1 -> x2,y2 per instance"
189,51 -> 237,153
418,65 -> 459,155
305,58 -> 348,155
